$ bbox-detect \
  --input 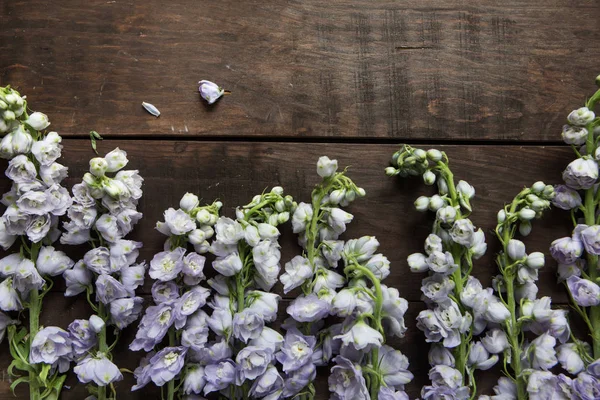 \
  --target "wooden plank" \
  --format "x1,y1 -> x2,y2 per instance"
1,1 -> 598,140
